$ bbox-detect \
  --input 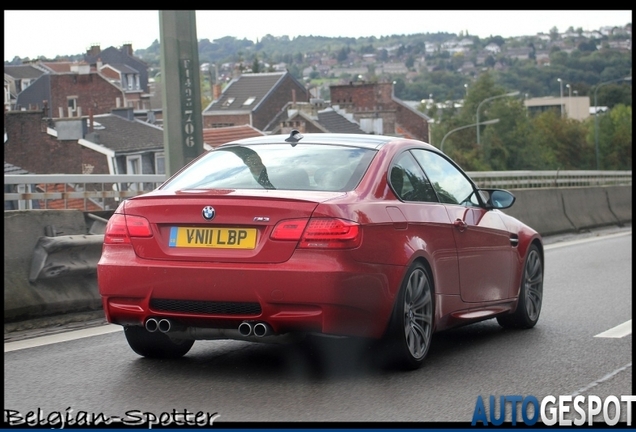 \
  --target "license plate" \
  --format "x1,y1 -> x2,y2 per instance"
168,227 -> 257,249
